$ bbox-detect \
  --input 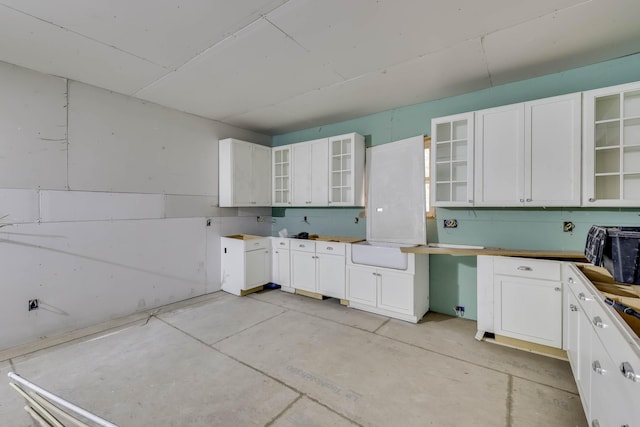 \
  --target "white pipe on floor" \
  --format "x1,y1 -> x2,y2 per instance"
8,372 -> 118,427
